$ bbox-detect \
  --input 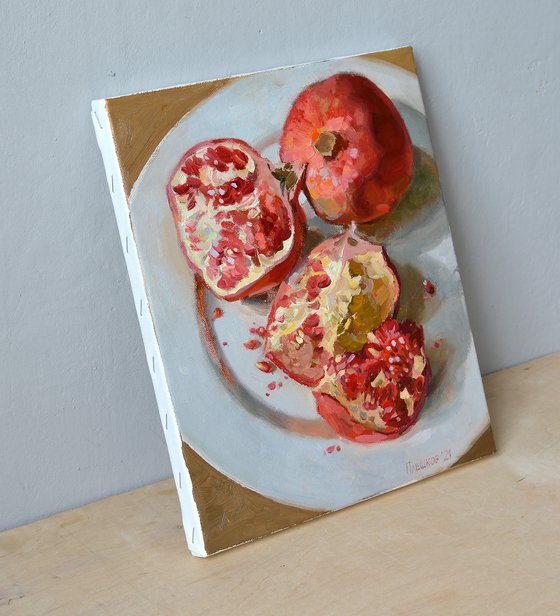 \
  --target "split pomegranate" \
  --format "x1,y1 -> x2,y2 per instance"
315,319 -> 431,442
265,228 -> 400,387
280,73 -> 413,224
167,138 -> 304,301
